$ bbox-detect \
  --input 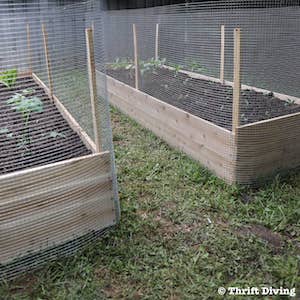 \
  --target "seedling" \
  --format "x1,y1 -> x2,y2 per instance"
0,69 -> 18,88
173,64 -> 182,77
7,89 -> 43,126
49,131 -> 66,139
188,60 -> 207,73
7,89 -> 43,149
139,58 -> 165,76
110,58 -> 134,71
285,98 -> 296,107
0,127 -> 13,139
